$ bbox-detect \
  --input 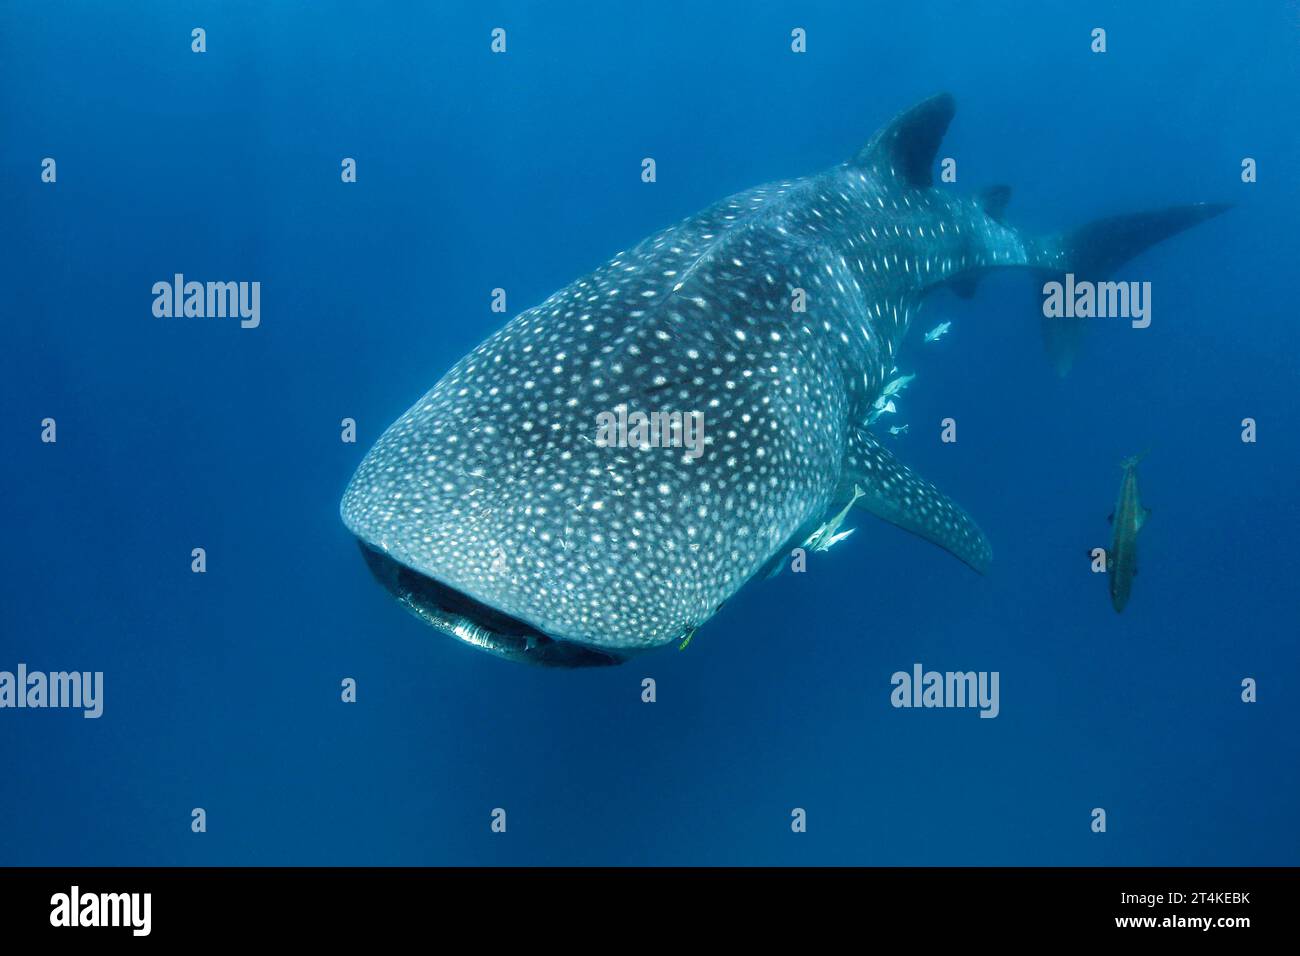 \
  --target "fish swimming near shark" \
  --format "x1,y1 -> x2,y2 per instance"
878,371 -> 916,401
924,320 -> 951,343
341,93 -> 1225,666
1107,452 -> 1151,613
865,398 -> 897,425
803,484 -> 866,553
